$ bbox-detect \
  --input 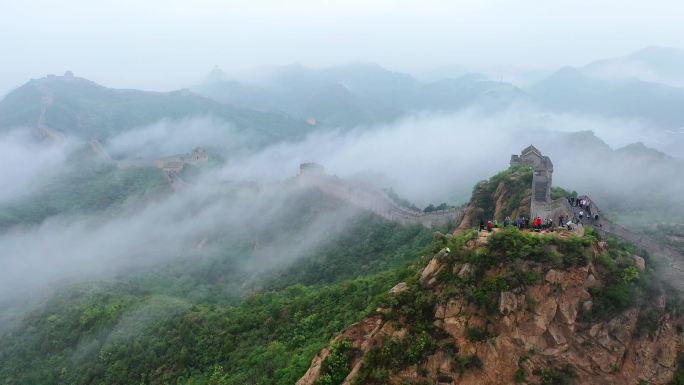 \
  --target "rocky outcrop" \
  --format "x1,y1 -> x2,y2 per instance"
457,171 -> 532,230
296,315 -> 385,385
297,232 -> 684,385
